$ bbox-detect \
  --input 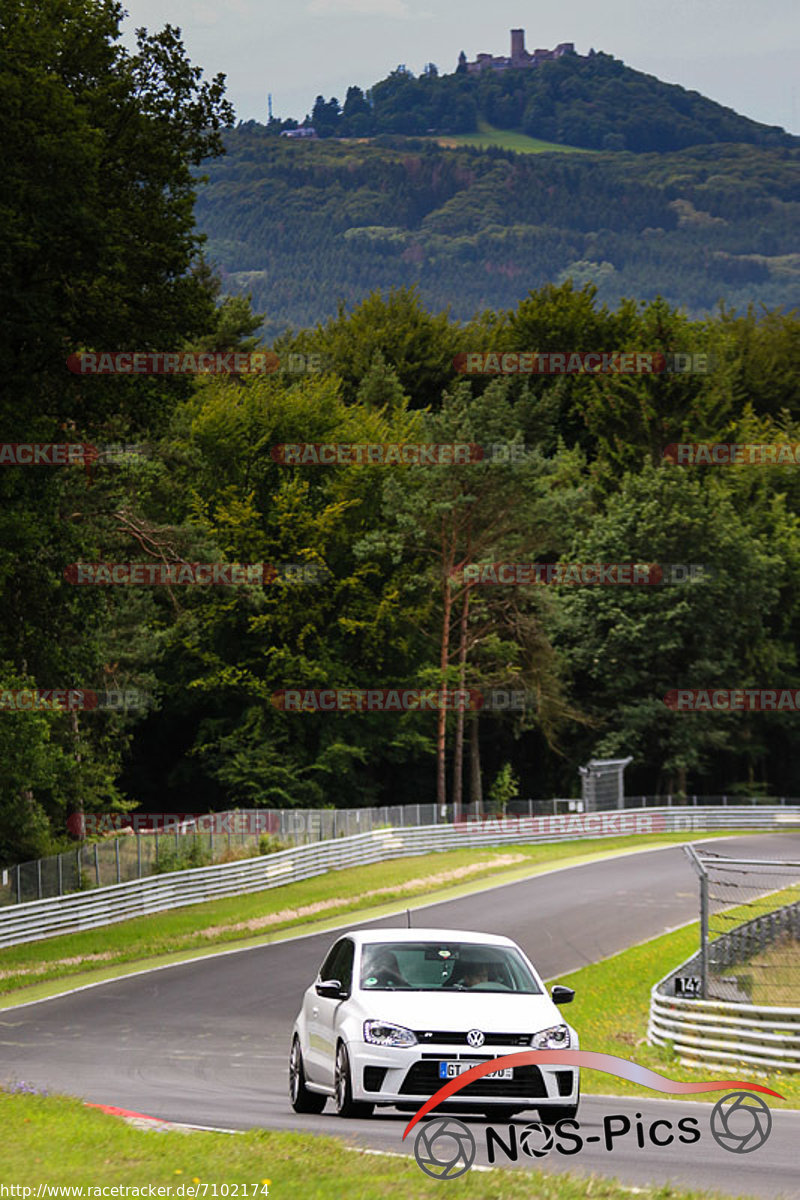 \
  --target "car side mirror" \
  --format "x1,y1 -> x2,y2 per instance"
551,985 -> 575,1005
316,979 -> 346,999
